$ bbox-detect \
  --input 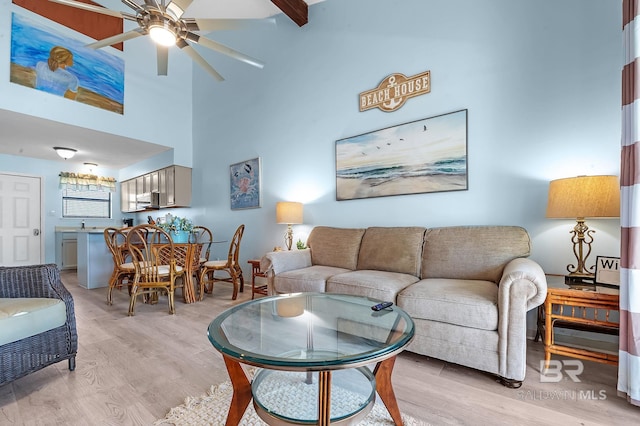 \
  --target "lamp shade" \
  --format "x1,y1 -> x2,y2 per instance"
276,201 -> 303,224
546,175 -> 620,219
